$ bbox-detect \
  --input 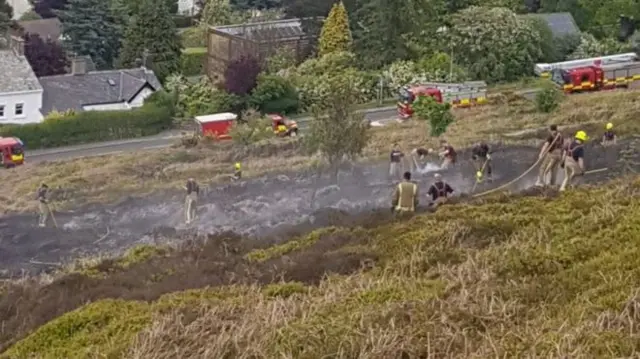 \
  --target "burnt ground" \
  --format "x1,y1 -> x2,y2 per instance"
0,141 -> 631,278
0,140 -> 635,352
